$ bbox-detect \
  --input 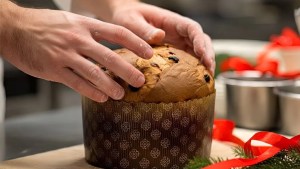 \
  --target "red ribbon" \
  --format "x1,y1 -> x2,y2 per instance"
270,27 -> 300,46
213,119 -> 244,147
206,28 -> 300,168
204,119 -> 300,169
221,27 -> 300,79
